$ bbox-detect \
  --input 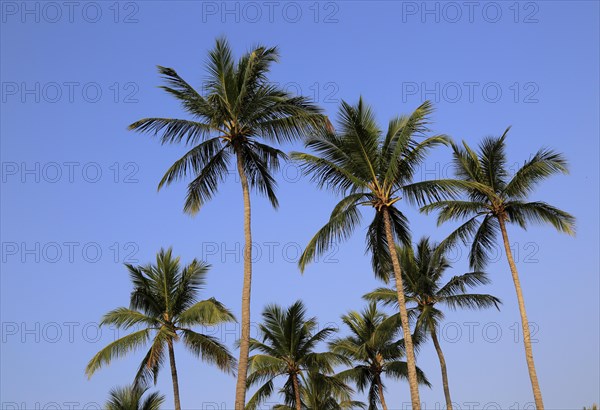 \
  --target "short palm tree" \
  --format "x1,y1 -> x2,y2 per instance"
86,248 -> 237,410
364,237 -> 501,410
105,385 -> 165,410
421,129 -> 575,409
293,98 -> 454,409
275,371 -> 366,410
128,38 -> 326,409
246,301 -> 346,410
331,303 -> 430,410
